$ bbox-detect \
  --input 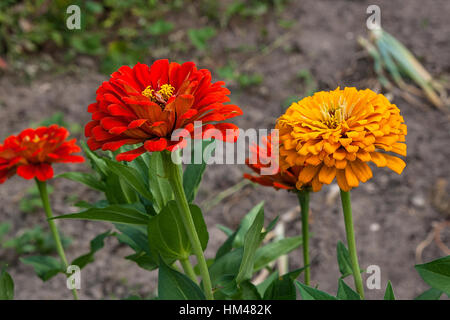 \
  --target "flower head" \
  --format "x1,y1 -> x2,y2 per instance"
244,134 -> 303,190
0,125 -> 84,183
276,87 -> 407,191
85,60 -> 243,161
